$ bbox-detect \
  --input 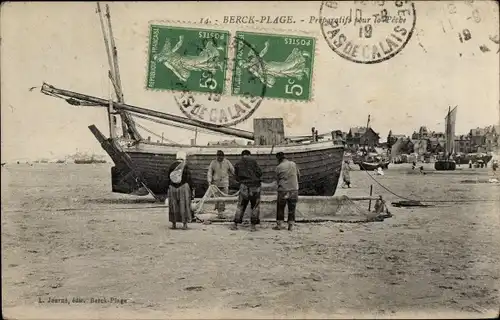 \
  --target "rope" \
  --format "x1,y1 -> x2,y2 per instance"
134,122 -> 179,145
3,205 -> 167,213
130,112 -> 233,137
40,88 -> 102,107
359,167 -> 499,203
